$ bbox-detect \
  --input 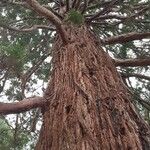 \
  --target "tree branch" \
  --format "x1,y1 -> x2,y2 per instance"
25,0 -> 61,25
74,0 -> 81,10
114,58 -> 150,67
72,0 -> 77,8
87,0 -> 119,22
0,97 -> 45,115
81,0 -> 89,14
87,1 -> 110,11
66,0 -> 70,11
121,73 -> 150,81
88,5 -> 149,22
20,53 -> 50,96
1,1 -> 28,7
0,24 -> 55,32
135,96 -> 150,111
26,0 -> 68,44
102,32 -> 150,45
95,14 -> 126,20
